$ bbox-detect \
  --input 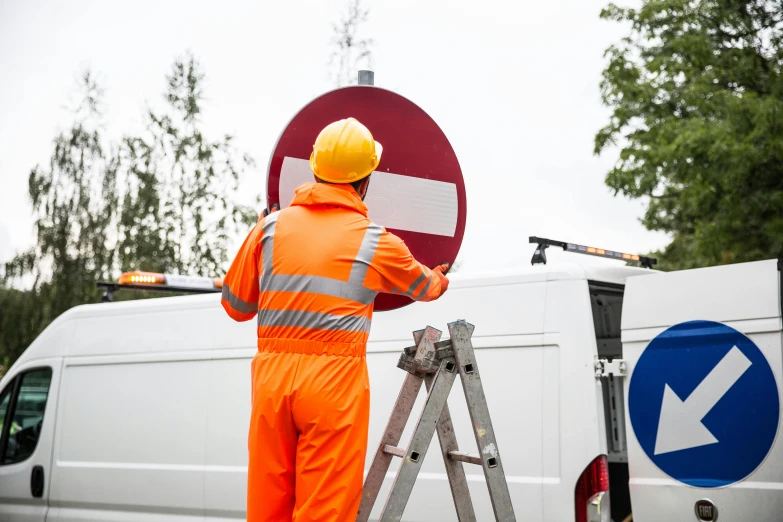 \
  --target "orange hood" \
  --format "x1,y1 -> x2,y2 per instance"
290,182 -> 368,217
